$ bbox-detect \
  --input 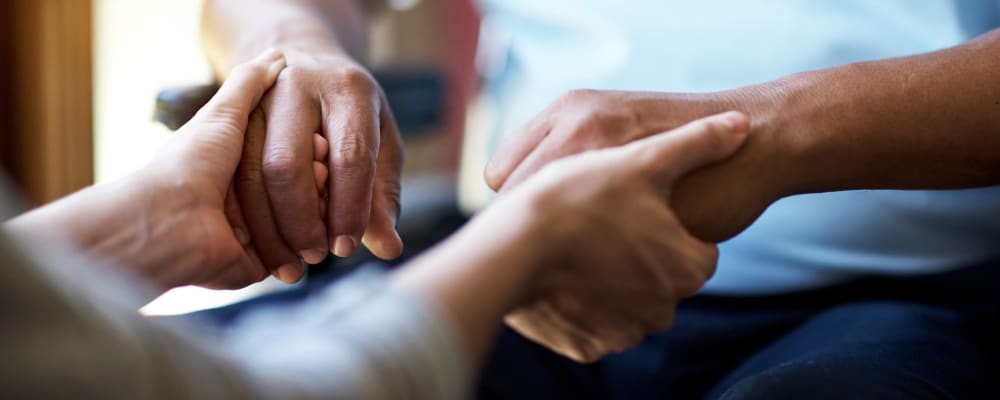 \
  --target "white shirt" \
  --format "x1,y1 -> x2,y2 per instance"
463,0 -> 1000,294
